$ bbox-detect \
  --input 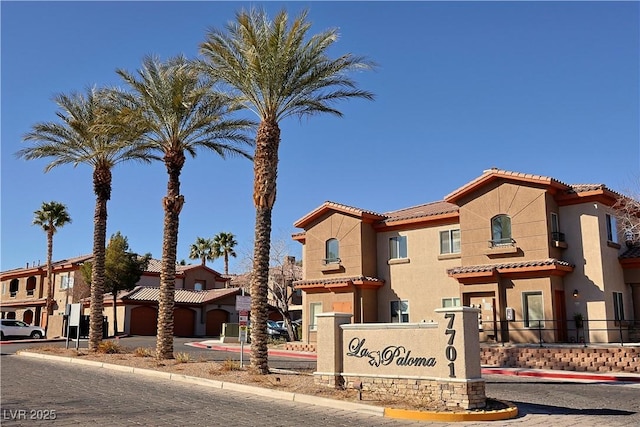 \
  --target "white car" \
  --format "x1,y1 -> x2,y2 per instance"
0,319 -> 45,340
